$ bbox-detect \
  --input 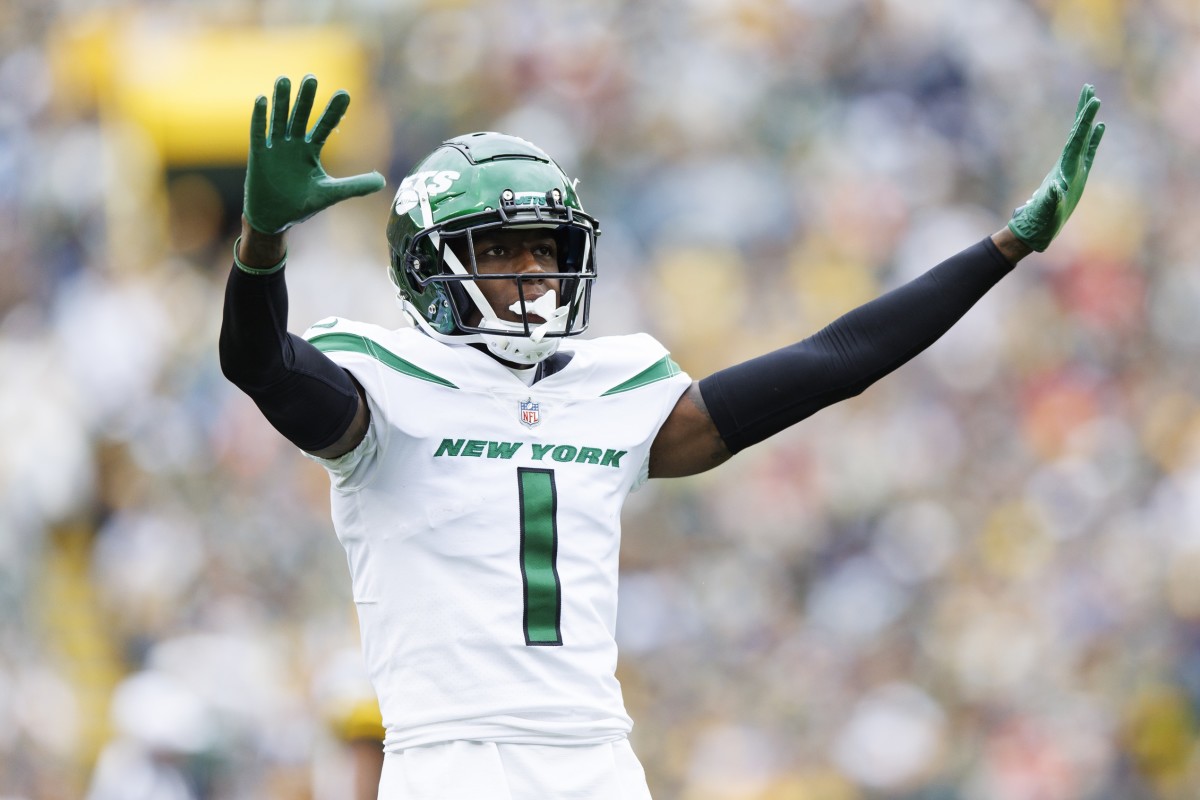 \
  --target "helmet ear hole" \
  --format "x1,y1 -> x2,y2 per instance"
413,237 -> 442,283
